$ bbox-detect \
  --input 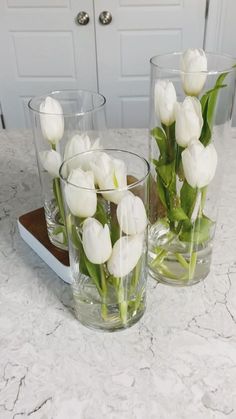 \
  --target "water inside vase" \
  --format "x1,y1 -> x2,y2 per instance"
148,221 -> 213,286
